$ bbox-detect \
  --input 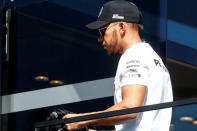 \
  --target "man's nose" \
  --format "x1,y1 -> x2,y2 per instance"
102,41 -> 106,47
